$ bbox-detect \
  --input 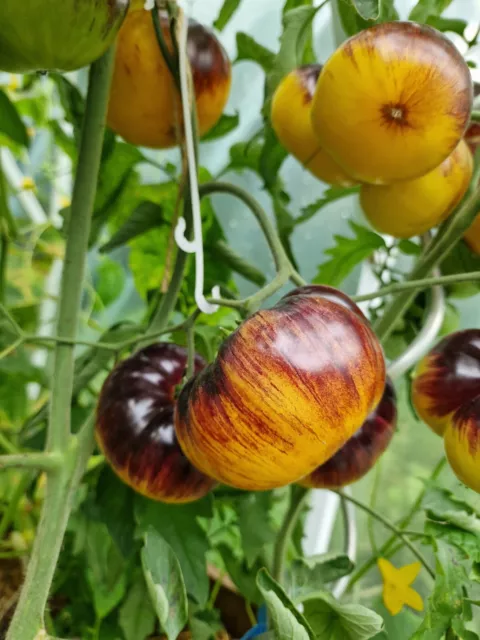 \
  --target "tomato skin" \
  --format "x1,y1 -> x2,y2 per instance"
175,286 -> 386,491
95,343 -> 216,503
0,0 -> 129,73
299,377 -> 396,489
311,21 -> 472,184
107,7 -> 231,149
412,329 -> 480,437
